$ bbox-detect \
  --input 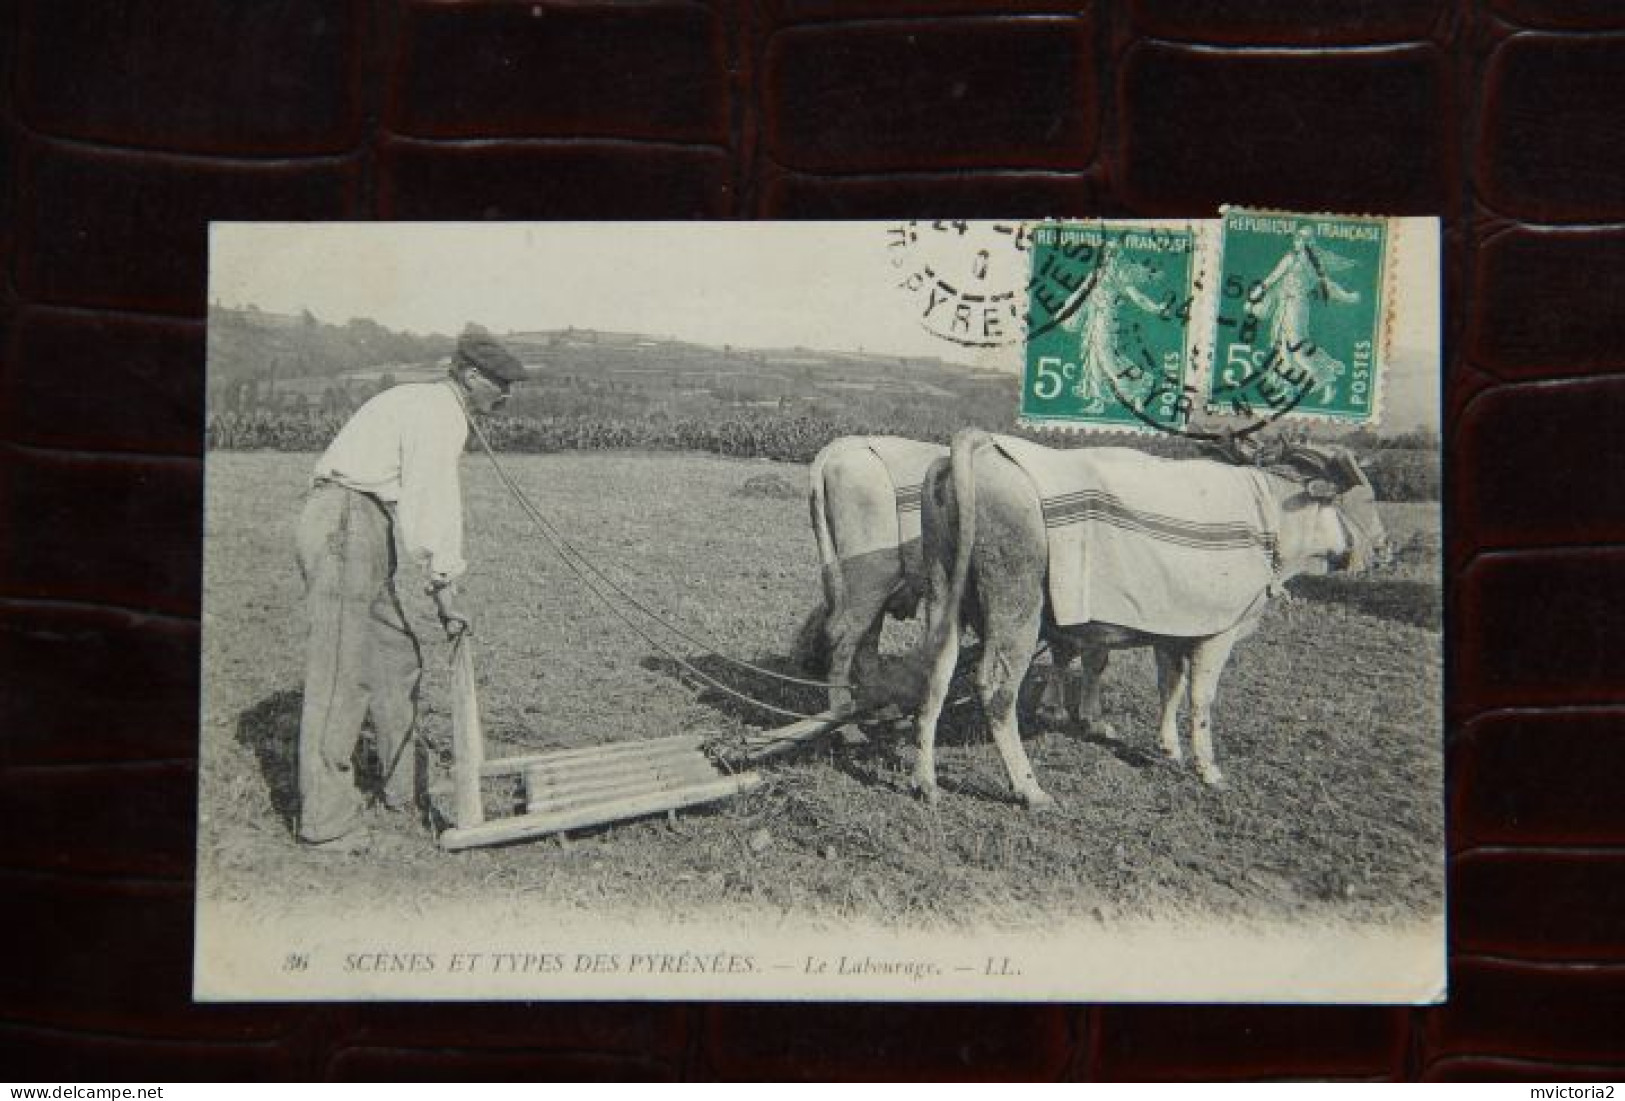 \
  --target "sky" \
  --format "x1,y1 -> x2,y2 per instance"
211,219 -> 1440,429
